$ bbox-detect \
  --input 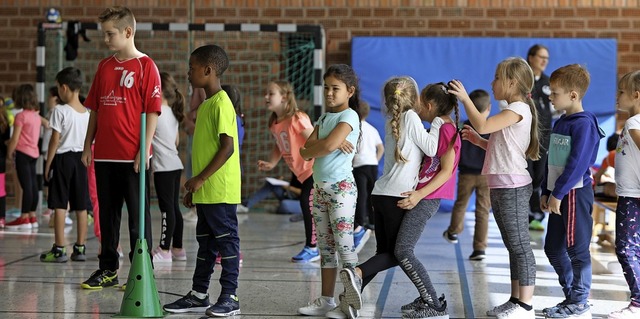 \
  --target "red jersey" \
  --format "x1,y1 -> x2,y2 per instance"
85,54 -> 162,161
